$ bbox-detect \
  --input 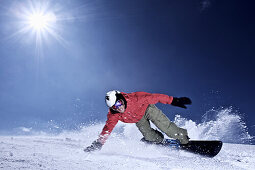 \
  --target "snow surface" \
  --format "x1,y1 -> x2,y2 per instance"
1,124 -> 255,170
1,108 -> 254,169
